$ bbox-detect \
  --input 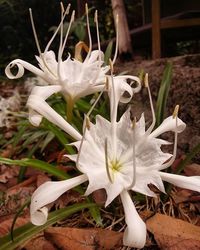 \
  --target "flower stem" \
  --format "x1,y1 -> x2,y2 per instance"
66,97 -> 74,123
